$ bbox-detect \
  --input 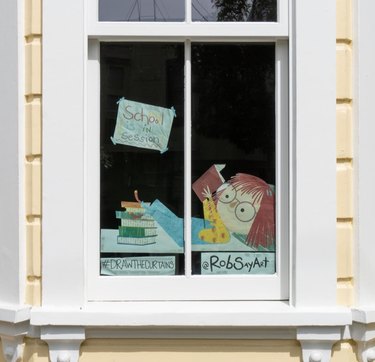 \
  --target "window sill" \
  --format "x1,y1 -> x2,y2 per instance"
31,302 -> 351,328
0,304 -> 31,324
352,307 -> 375,324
